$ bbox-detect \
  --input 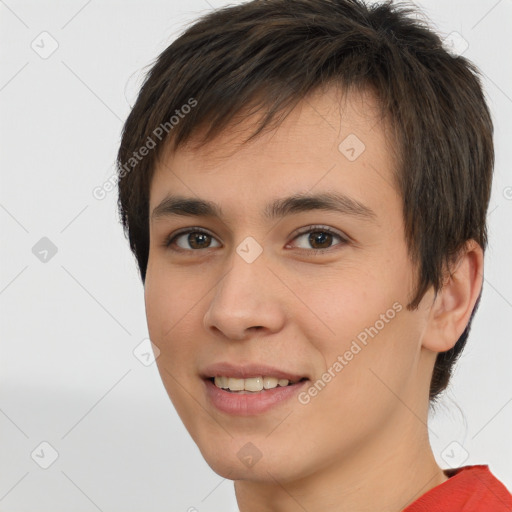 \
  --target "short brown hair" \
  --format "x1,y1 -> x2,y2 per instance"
116,0 -> 494,403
